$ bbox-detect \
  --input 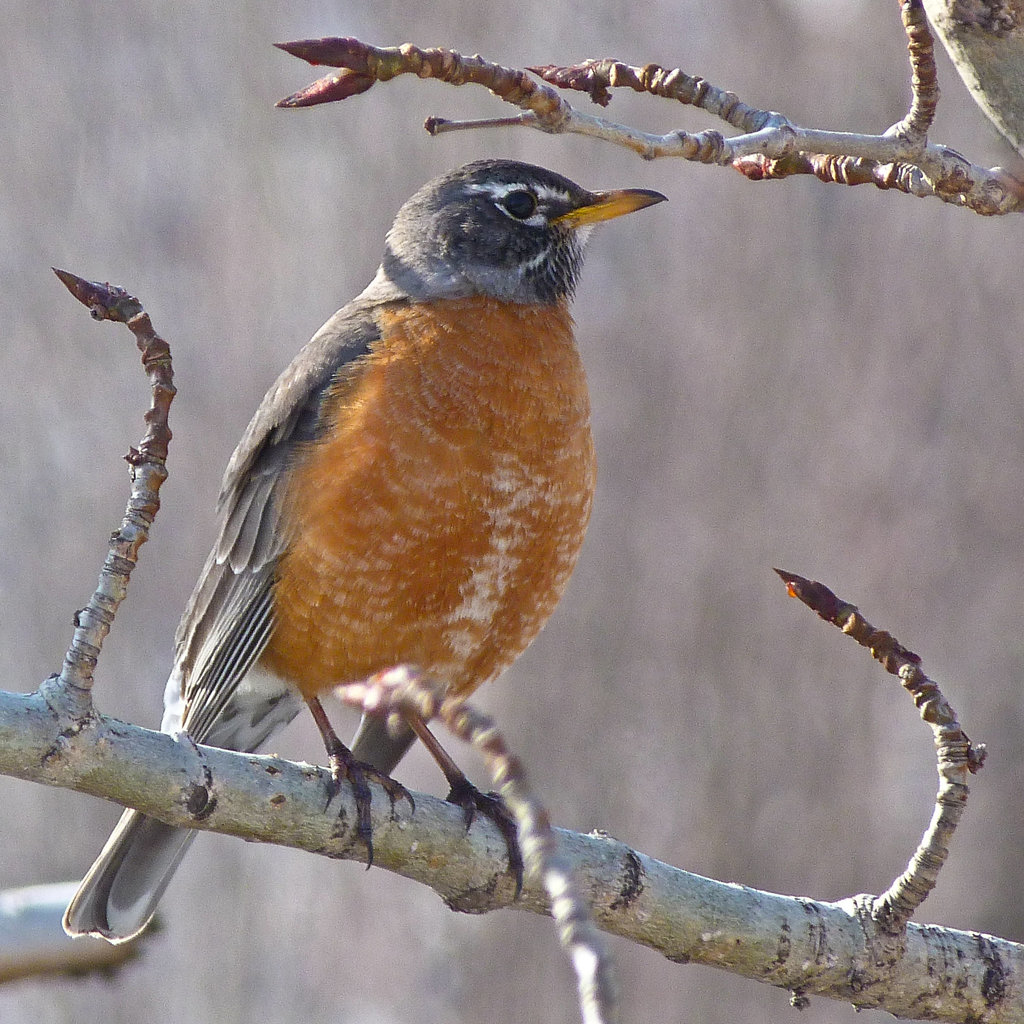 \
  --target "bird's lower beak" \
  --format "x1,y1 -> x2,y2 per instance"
555,188 -> 667,226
